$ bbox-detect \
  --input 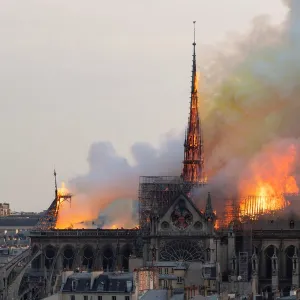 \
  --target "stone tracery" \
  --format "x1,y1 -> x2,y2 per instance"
159,239 -> 205,262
